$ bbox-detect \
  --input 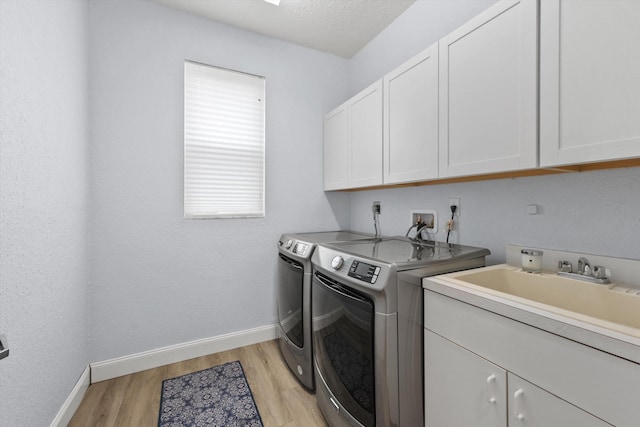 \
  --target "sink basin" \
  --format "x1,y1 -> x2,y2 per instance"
442,265 -> 640,334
